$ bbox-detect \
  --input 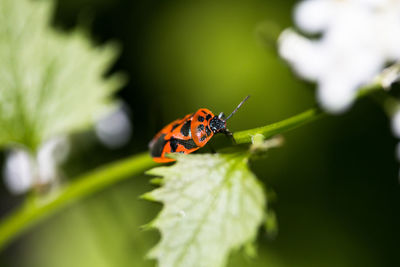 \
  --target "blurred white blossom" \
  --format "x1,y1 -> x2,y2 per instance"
3,137 -> 70,195
384,63 -> 400,166
391,108 -> 400,166
391,109 -> 400,138
3,150 -> 34,195
95,107 -> 132,148
279,0 -> 400,113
